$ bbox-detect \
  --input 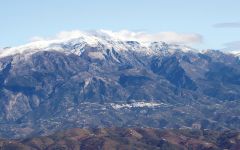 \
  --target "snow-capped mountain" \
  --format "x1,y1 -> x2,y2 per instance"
0,31 -> 240,138
0,30 -> 198,58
